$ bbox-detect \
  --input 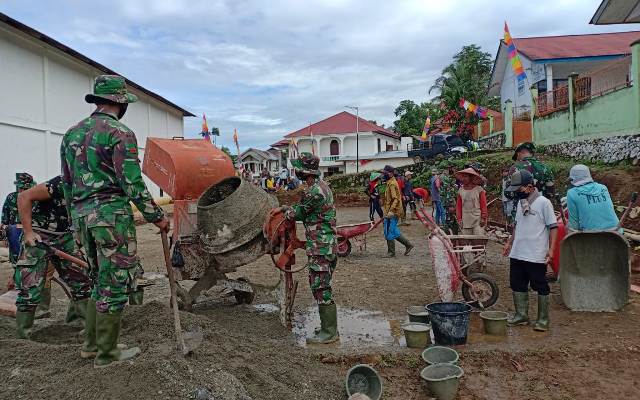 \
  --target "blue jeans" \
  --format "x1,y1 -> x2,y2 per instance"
6,225 -> 22,263
433,201 -> 446,225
